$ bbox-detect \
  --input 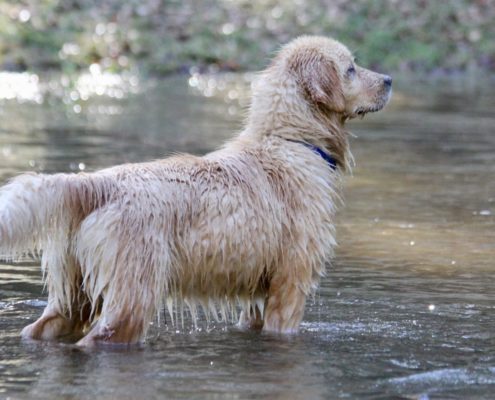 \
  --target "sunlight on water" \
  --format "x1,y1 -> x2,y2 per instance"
188,72 -> 253,117
0,72 -> 42,103
0,69 -> 139,106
